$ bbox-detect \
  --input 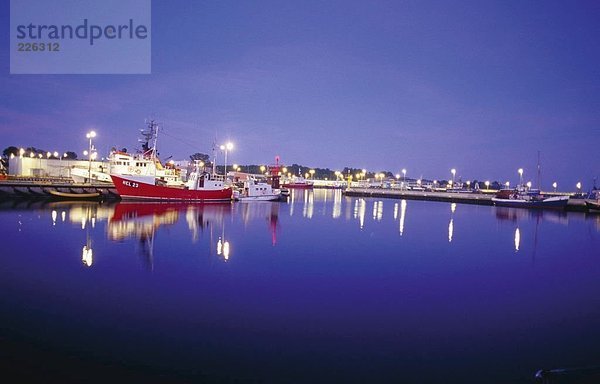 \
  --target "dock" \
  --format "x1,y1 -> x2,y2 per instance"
0,179 -> 119,200
343,187 -> 588,212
